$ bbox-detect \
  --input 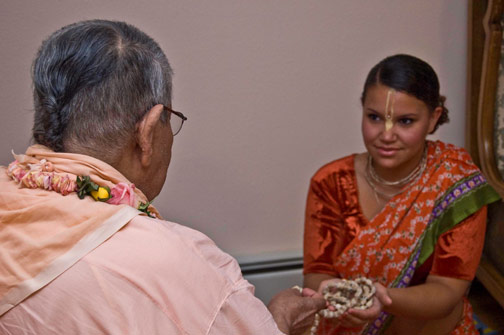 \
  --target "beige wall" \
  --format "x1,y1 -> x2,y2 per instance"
0,1 -> 468,259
